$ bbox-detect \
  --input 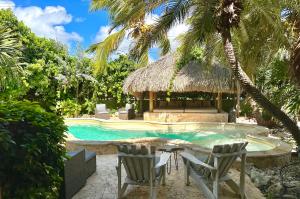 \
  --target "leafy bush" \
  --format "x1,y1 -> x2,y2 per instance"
0,101 -> 66,199
56,99 -> 82,117
256,56 -> 300,117
240,100 -> 253,117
